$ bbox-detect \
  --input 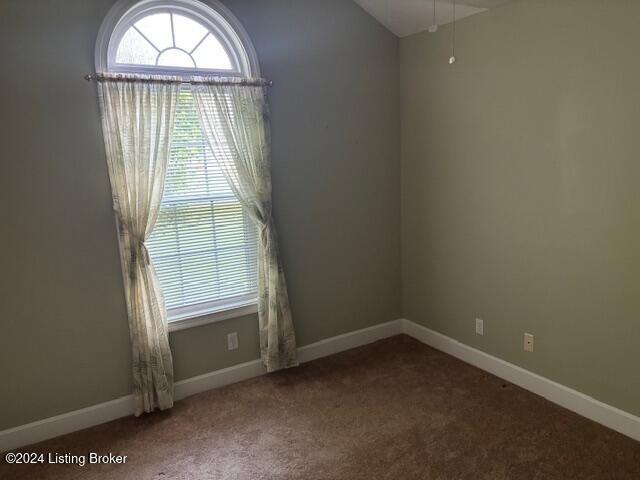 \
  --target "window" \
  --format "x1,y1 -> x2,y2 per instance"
115,12 -> 234,70
98,0 -> 259,78
98,0 -> 261,326
146,85 -> 258,321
